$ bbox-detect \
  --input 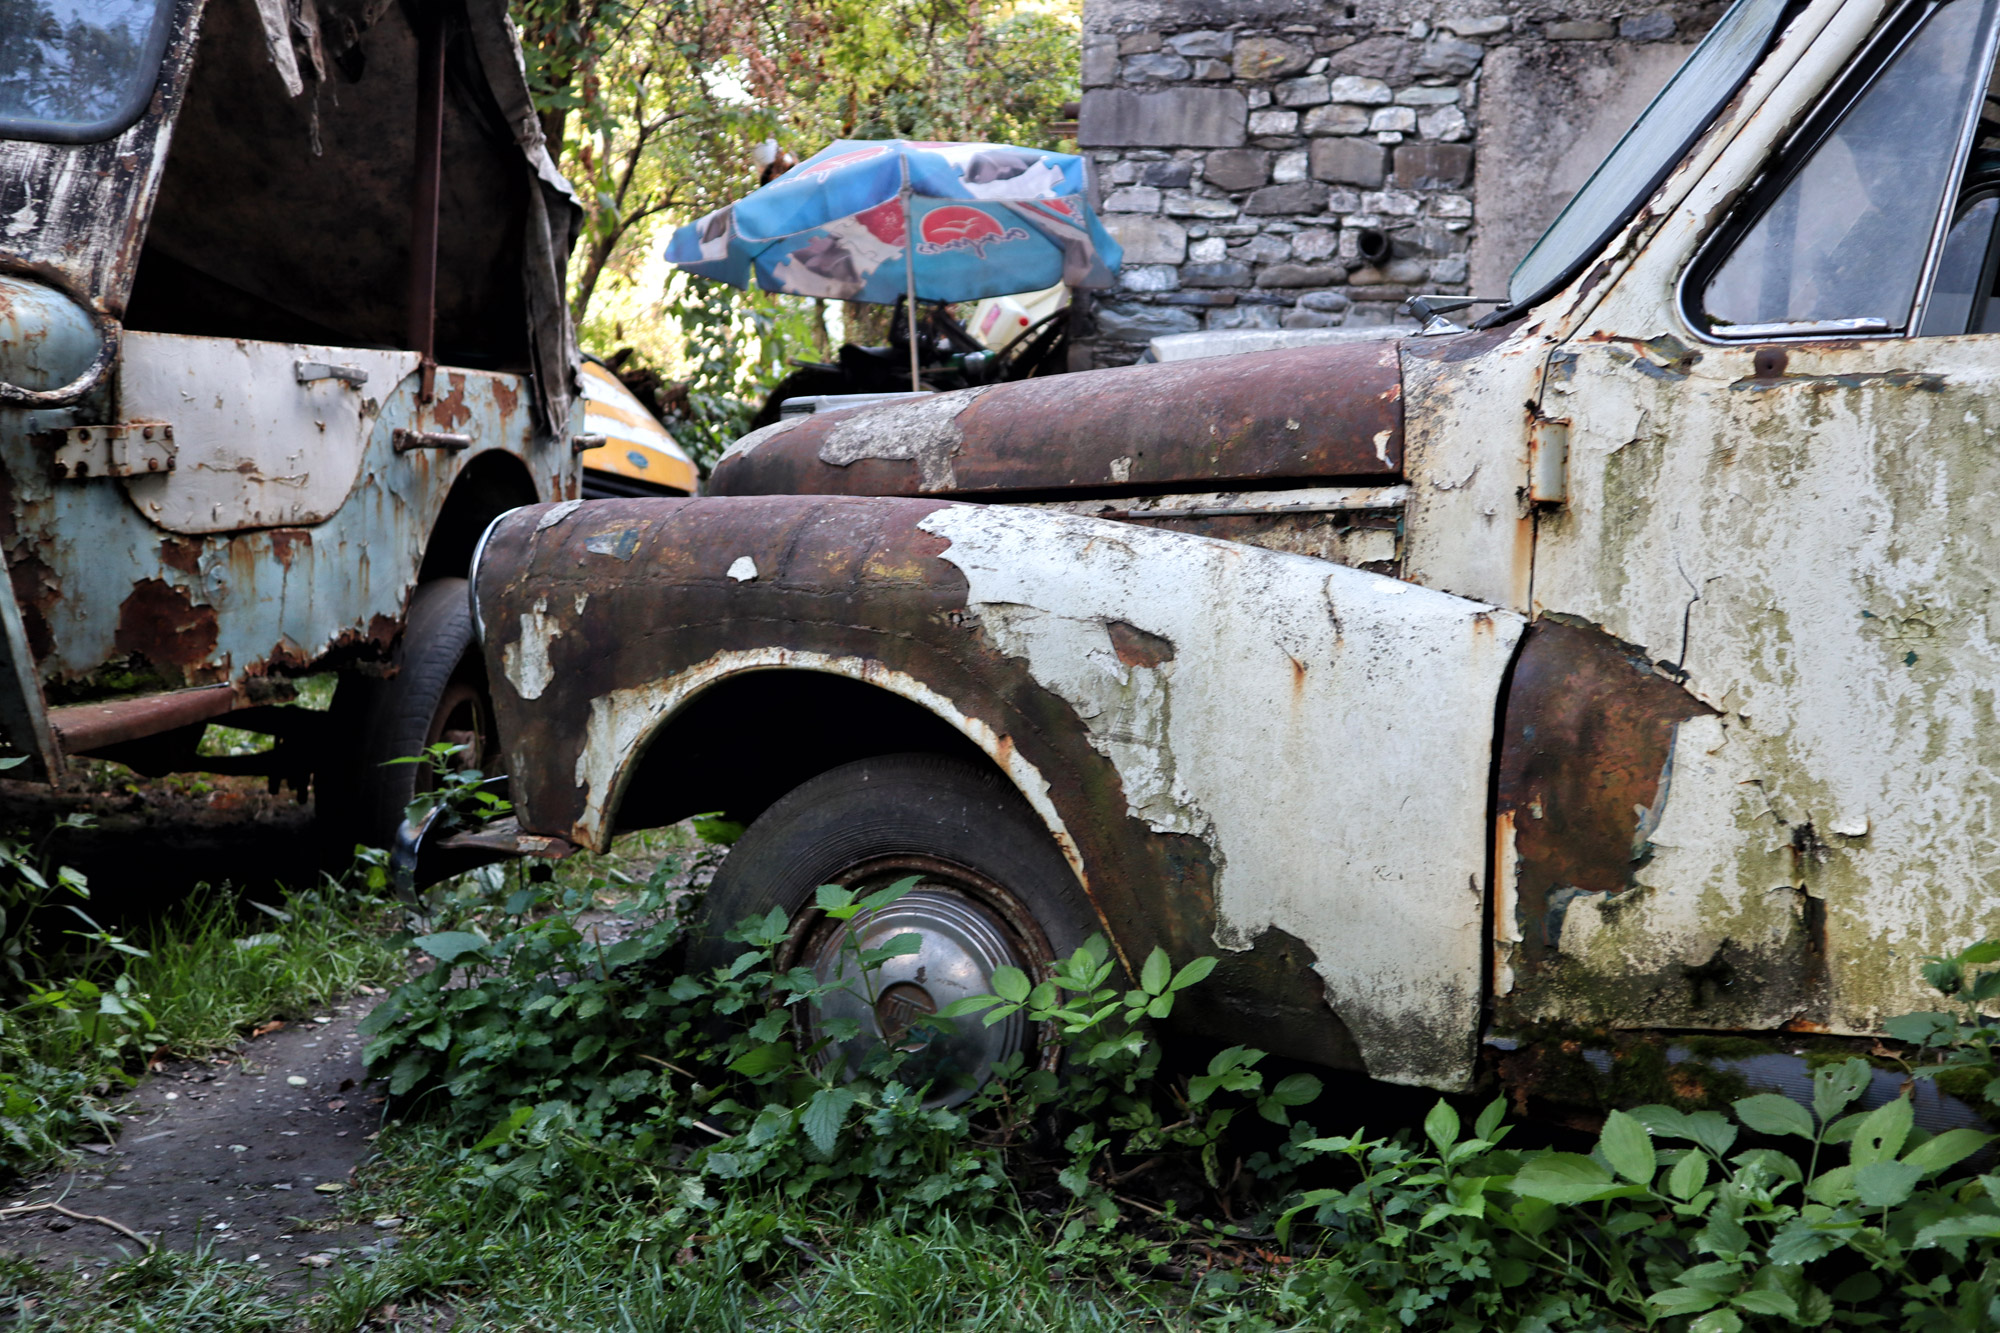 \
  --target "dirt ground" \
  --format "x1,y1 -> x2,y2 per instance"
0,991 -> 392,1293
